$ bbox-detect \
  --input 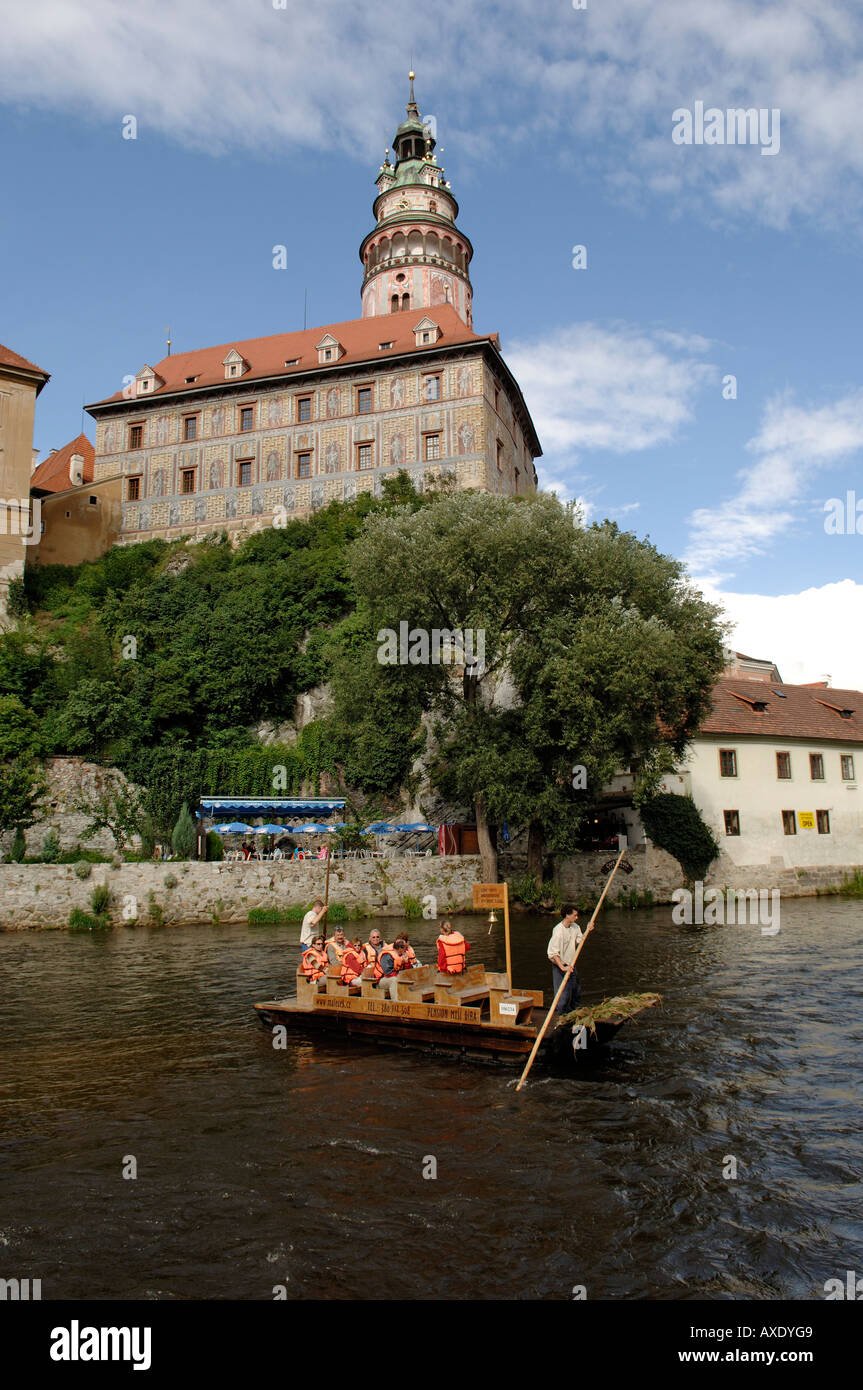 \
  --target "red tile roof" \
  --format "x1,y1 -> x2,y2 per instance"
30,434 -> 95,494
0,342 -> 49,384
700,678 -> 863,744
87,305 -> 495,408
